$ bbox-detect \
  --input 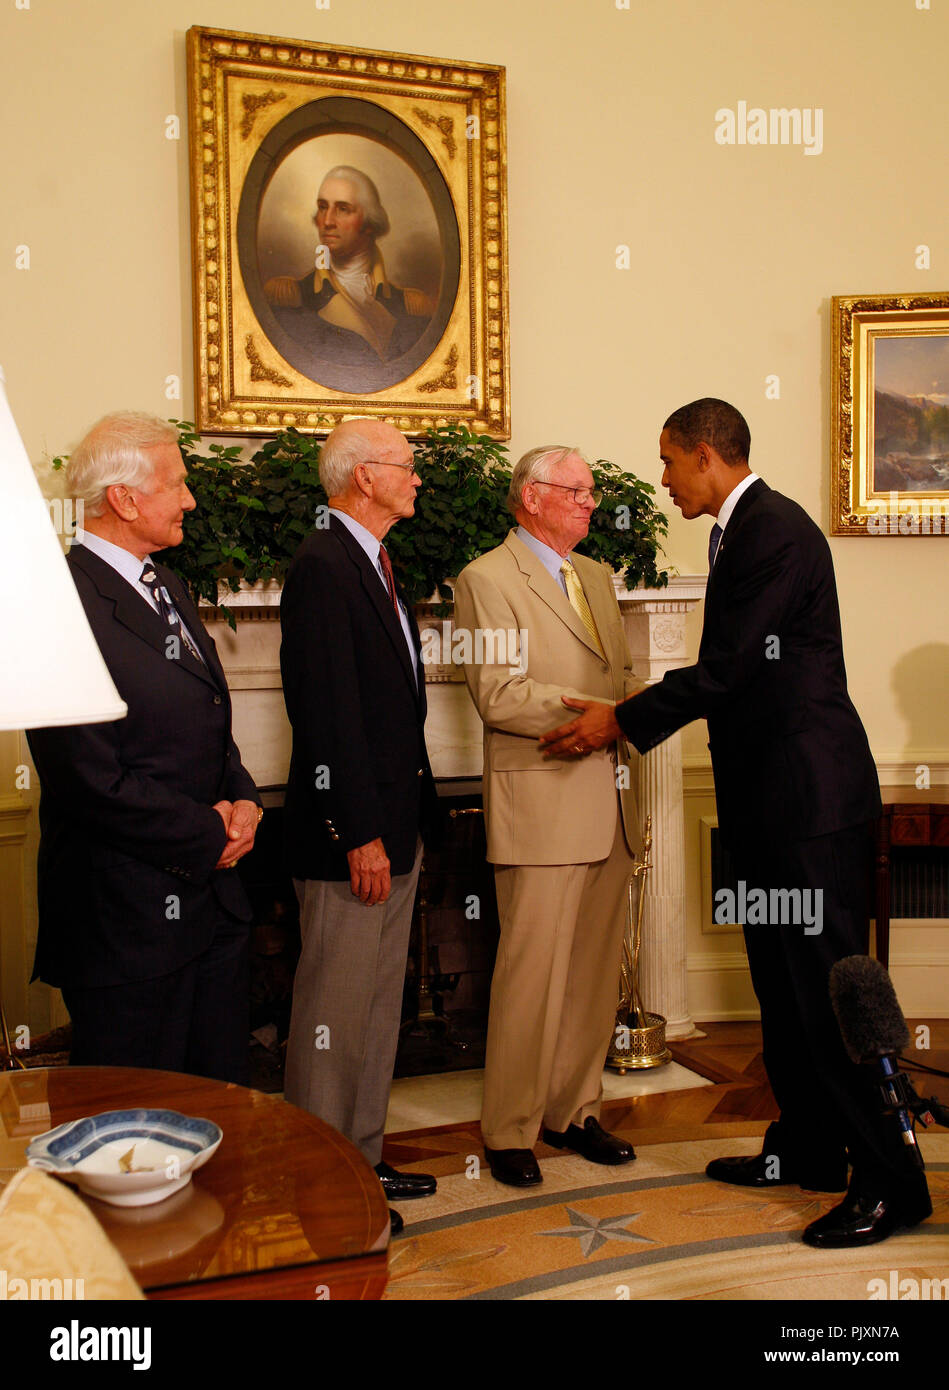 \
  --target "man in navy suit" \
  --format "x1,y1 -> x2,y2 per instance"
540,398 -> 931,1249
280,418 -> 439,1233
27,412 -> 261,1083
